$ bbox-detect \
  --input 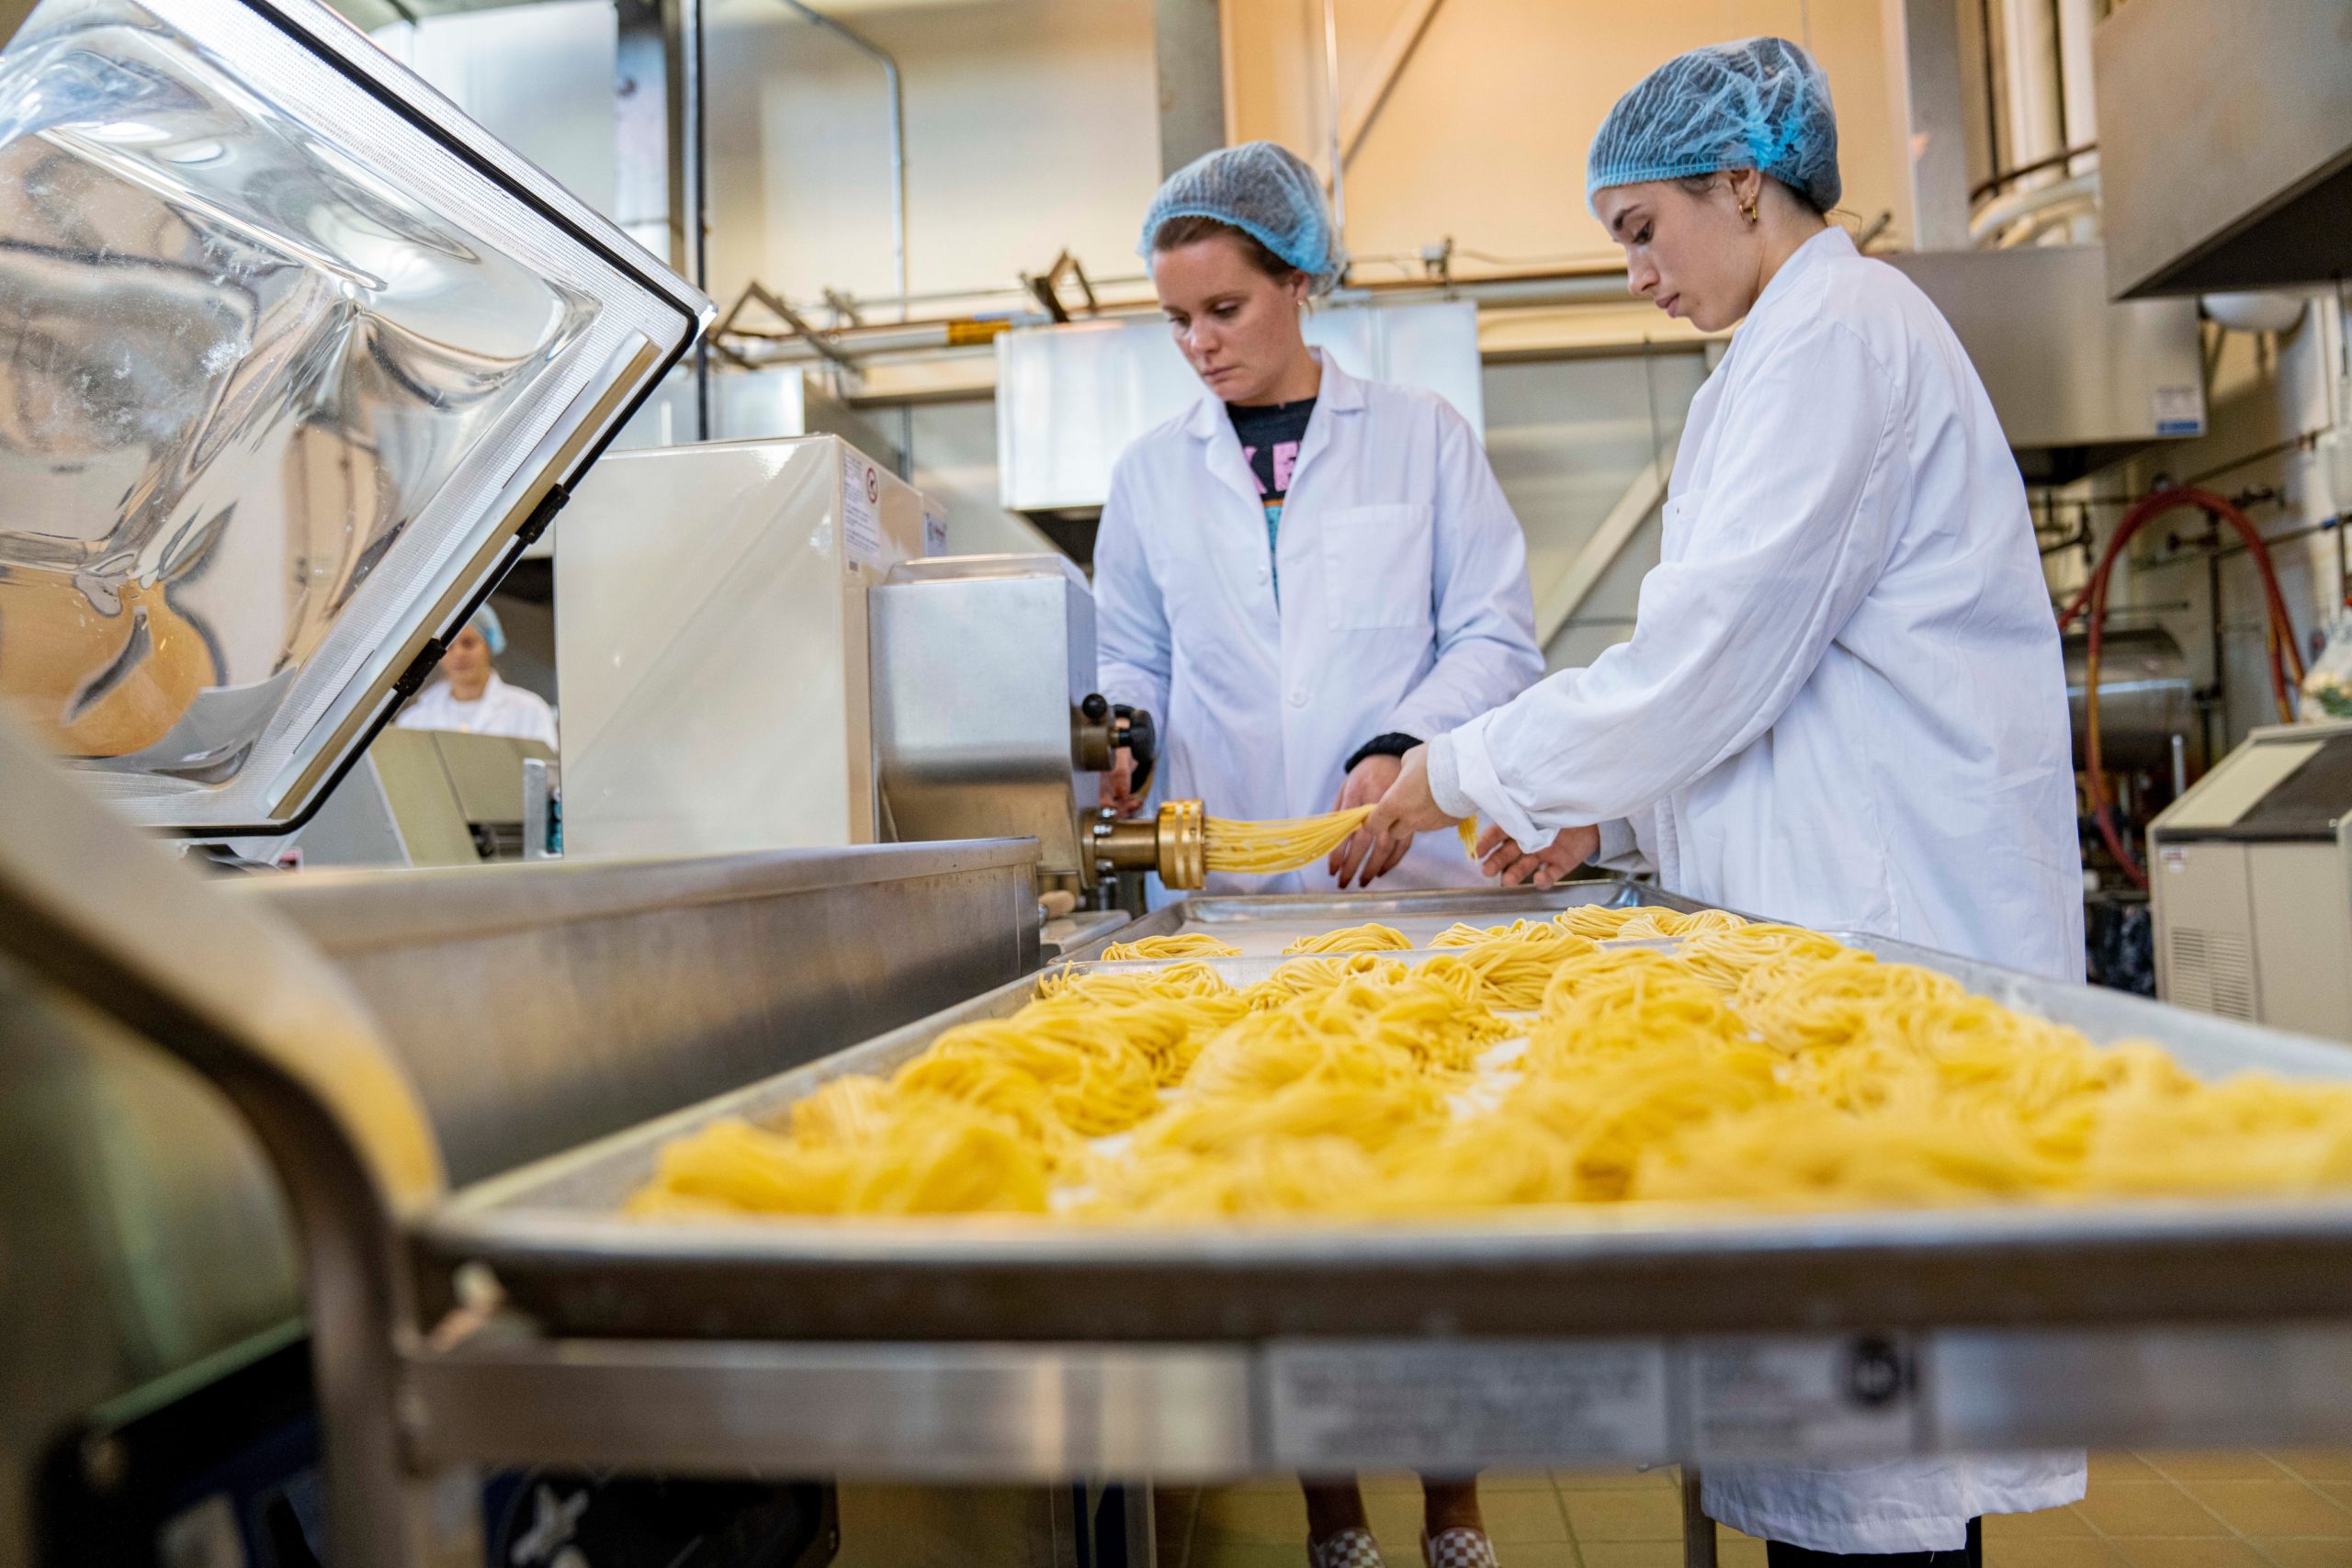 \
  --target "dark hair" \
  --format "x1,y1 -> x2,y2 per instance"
1148,214 -> 1301,283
